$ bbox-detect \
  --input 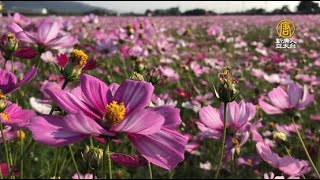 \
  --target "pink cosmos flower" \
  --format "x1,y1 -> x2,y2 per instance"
0,126 -> 20,143
197,101 -> 256,155
310,114 -> 320,121
237,155 -> 262,167
13,46 -> 37,59
0,101 -> 35,128
72,173 -> 96,179
9,13 -> 31,27
82,14 -> 99,24
0,66 -> 37,95
263,172 -> 299,179
158,66 -> 180,81
259,82 -> 314,115
0,163 -> 19,177
7,19 -> 77,49
257,141 -> 311,176
28,74 -> 187,170
110,153 -> 147,168
207,24 -> 223,37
